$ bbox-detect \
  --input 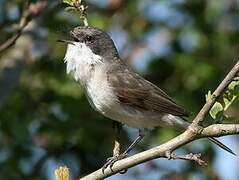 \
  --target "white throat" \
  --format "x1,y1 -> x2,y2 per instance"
63,42 -> 102,82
